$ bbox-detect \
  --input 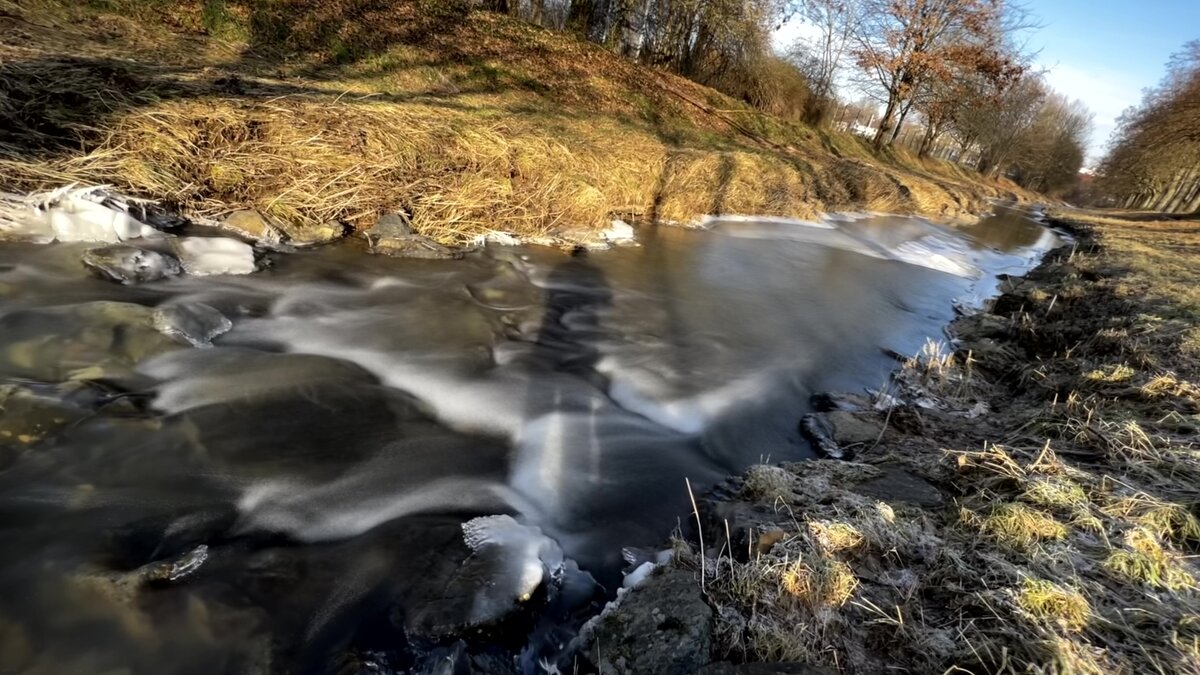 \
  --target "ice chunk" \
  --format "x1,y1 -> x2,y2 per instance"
0,185 -> 162,243
601,219 -> 636,245
172,237 -> 256,276
462,514 -> 564,603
